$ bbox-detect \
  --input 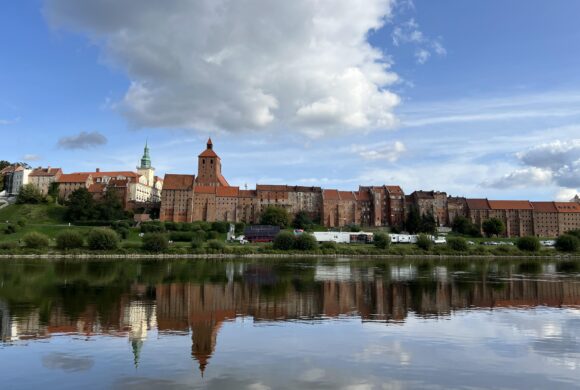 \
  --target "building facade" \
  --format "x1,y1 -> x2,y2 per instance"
28,167 -> 62,195
0,164 -> 32,196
